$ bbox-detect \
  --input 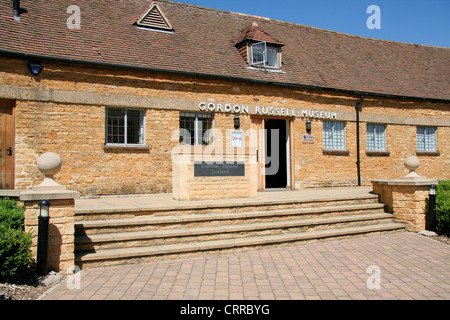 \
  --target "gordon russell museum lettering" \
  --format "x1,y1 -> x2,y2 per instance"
300,109 -> 337,120
198,102 -> 337,119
